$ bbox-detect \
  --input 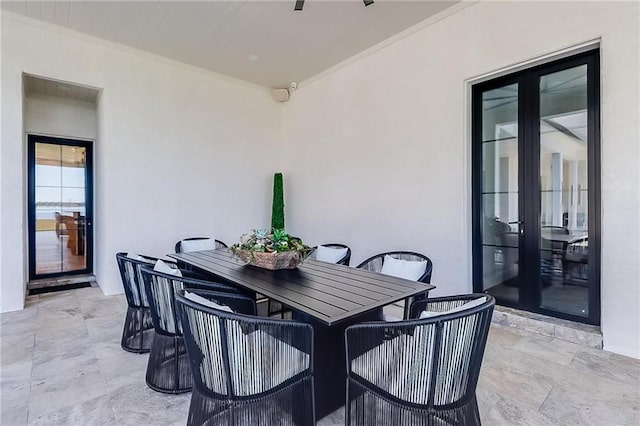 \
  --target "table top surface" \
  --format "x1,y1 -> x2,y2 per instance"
541,232 -> 588,244
169,249 -> 435,326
